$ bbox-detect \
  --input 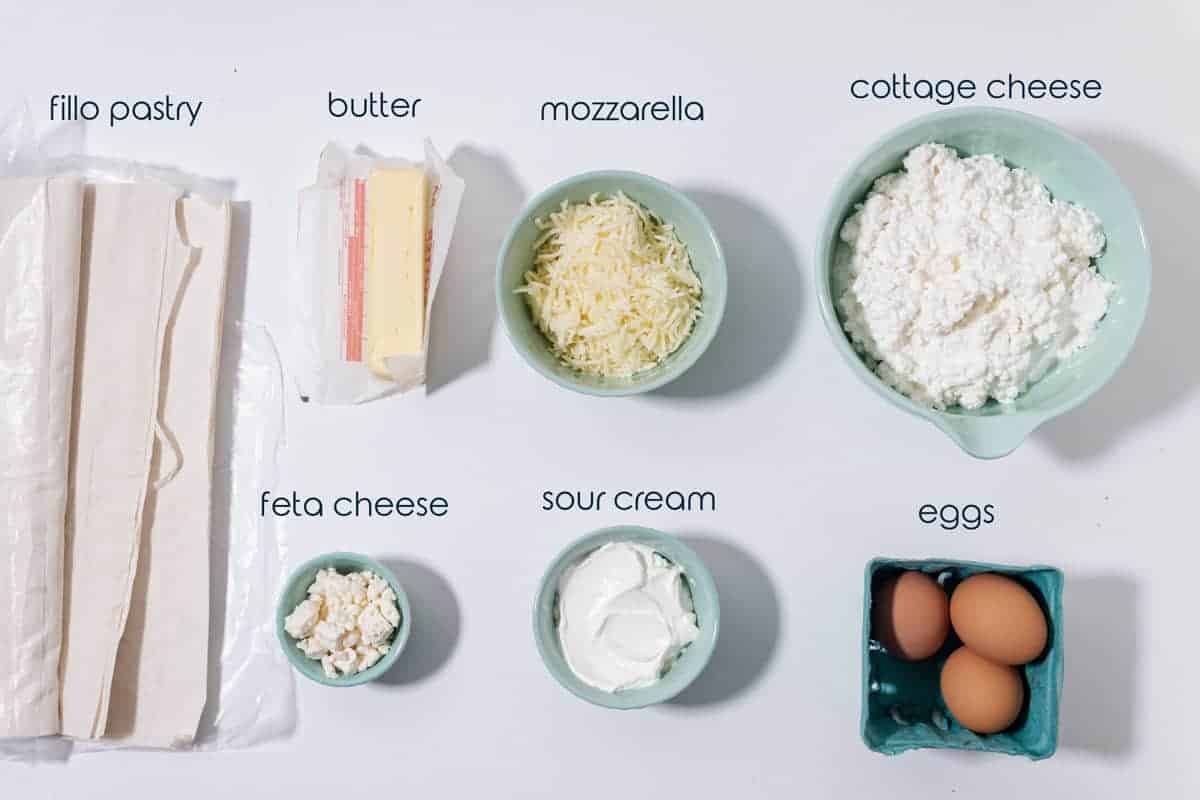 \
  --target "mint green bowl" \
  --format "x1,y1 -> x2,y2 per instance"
497,171 -> 727,396
533,526 -> 720,709
277,552 -> 412,687
816,108 -> 1151,458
